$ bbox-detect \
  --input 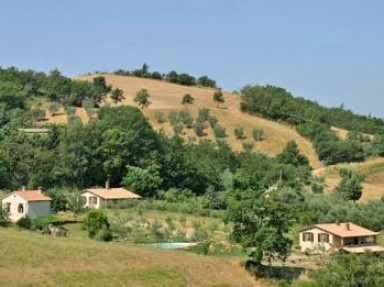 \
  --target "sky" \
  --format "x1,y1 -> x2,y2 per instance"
1,0 -> 383,117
